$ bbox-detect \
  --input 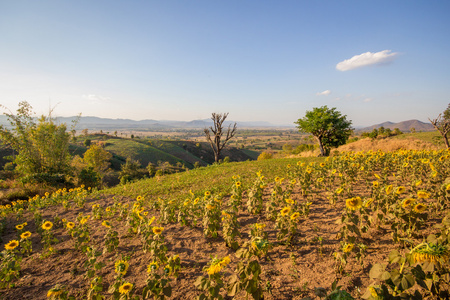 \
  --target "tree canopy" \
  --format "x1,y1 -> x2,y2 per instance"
0,101 -> 76,182
294,106 -> 353,156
